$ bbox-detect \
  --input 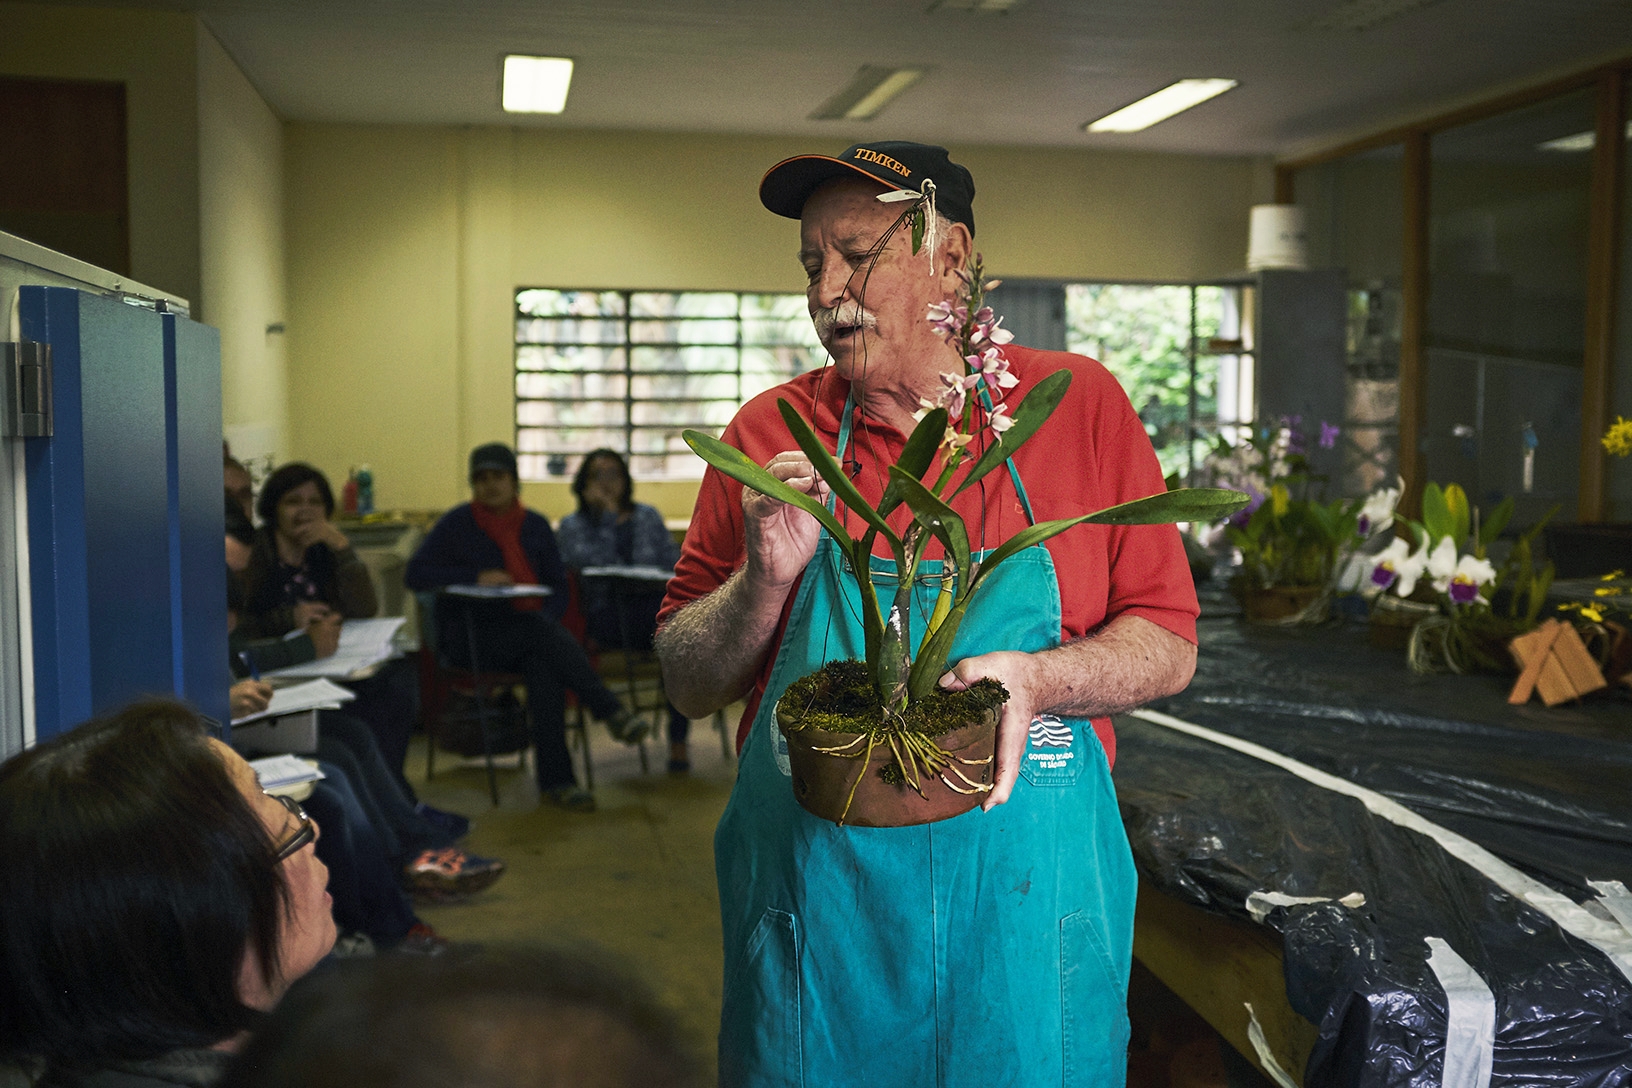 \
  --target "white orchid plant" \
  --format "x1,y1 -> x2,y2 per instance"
683,248 -> 1249,738
1363,481 -> 1556,673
